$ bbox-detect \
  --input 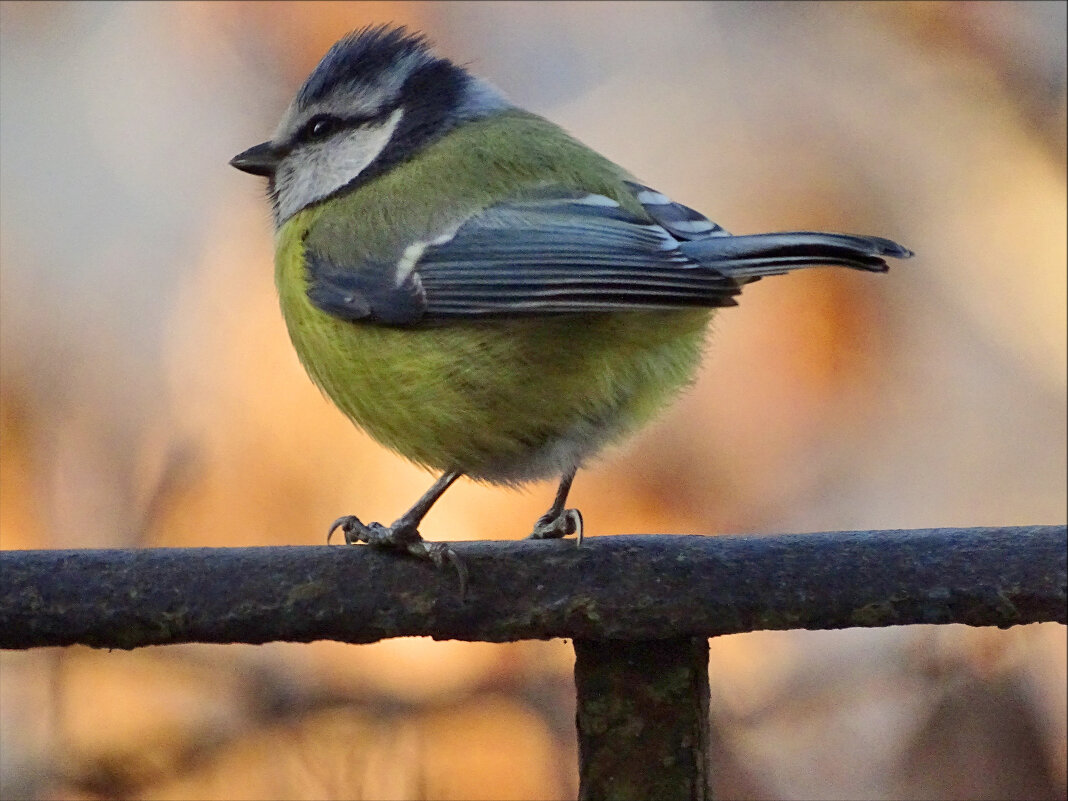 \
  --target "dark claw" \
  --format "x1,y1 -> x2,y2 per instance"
328,515 -> 364,544
327,516 -> 346,544
327,515 -> 468,600
529,507 -> 584,544
328,515 -> 391,545
413,540 -> 469,601
572,509 -> 584,546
